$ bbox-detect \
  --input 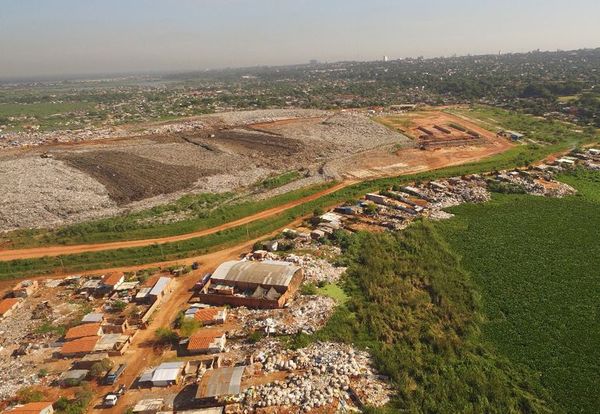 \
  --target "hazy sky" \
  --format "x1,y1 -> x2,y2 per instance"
1,0 -> 599,78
